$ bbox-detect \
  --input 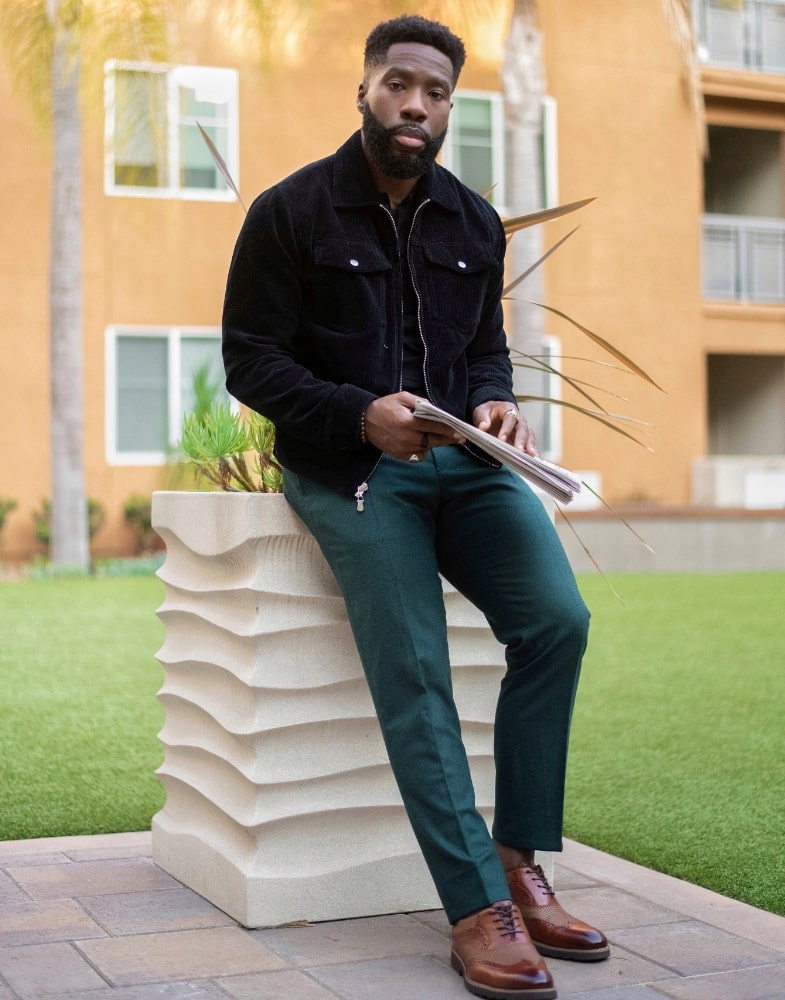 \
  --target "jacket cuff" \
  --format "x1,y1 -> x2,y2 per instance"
467,387 -> 517,415
330,385 -> 378,448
